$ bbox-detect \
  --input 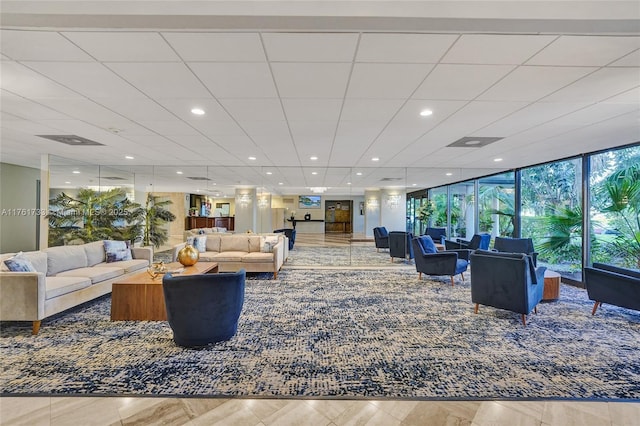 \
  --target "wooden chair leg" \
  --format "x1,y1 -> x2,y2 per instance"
460,272 -> 465,283
521,314 -> 527,326
534,306 -> 538,314
418,272 -> 422,280
474,303 -> 479,314
32,320 -> 41,335
591,301 -> 601,315
450,276 -> 454,287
